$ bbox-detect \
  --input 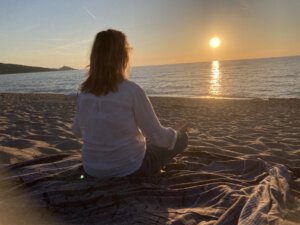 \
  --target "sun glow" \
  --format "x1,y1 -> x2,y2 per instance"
209,60 -> 221,95
210,37 -> 221,48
